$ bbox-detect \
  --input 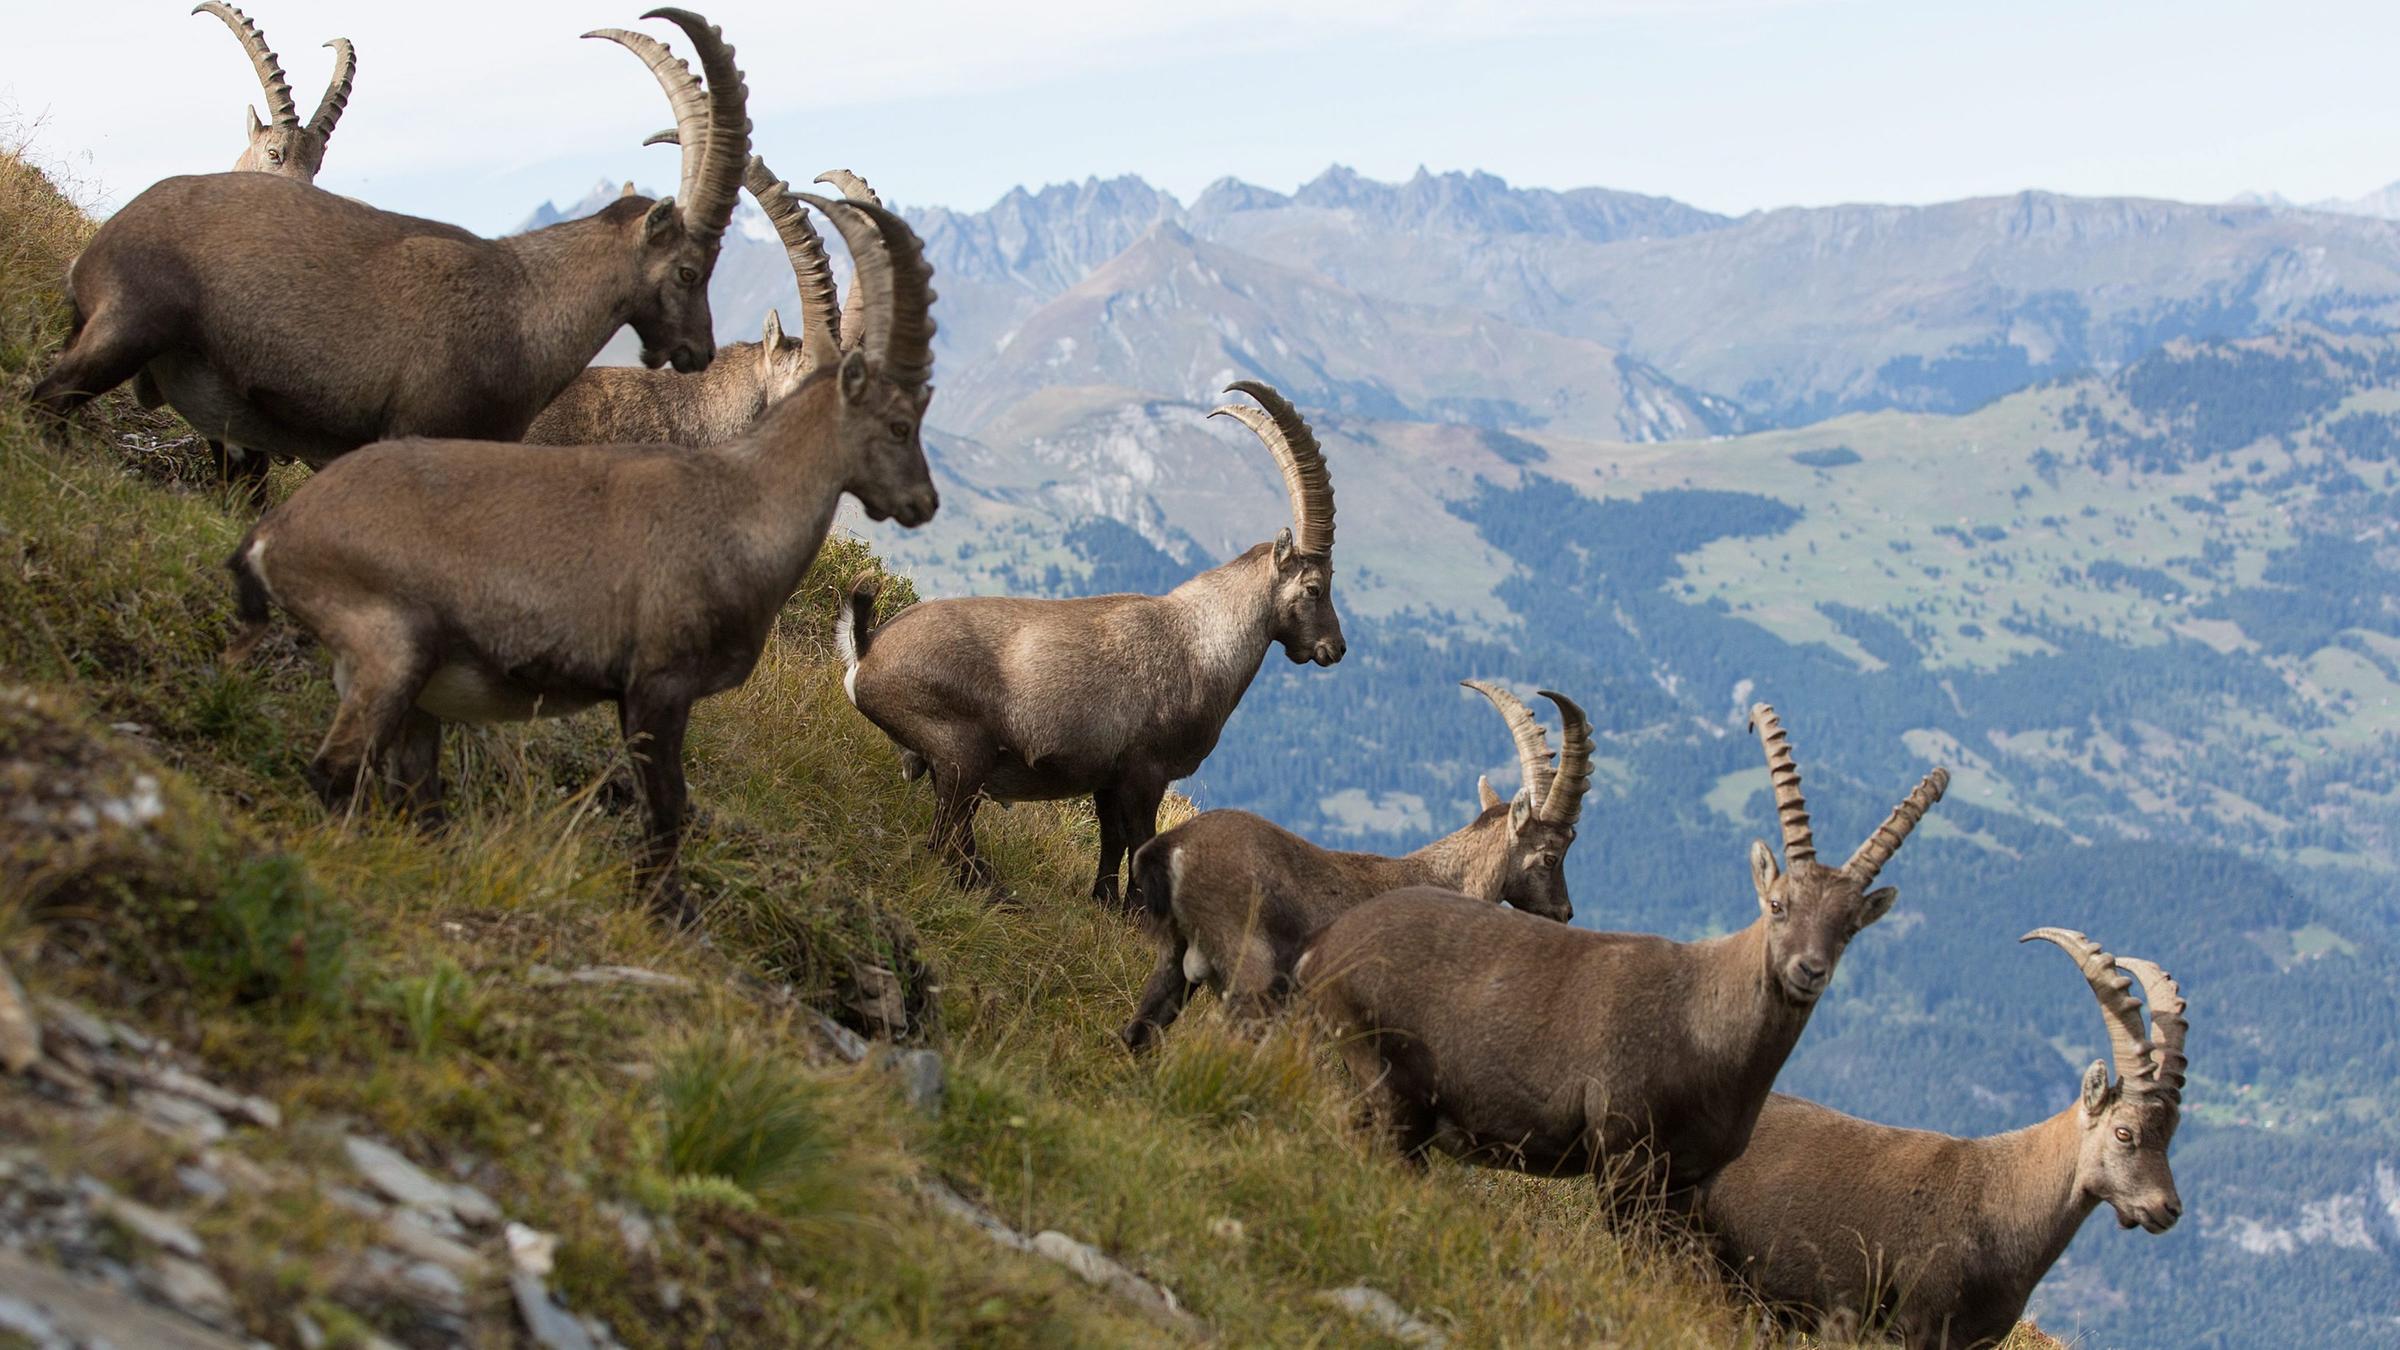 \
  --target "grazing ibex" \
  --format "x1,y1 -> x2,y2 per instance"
1694,930 -> 2187,1349
192,2 -> 354,182
1119,682 -> 1591,1054
220,190 -> 940,923
1300,704 -> 1947,1211
840,380 -> 1345,904
31,9 -> 749,493
524,158 -> 864,446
